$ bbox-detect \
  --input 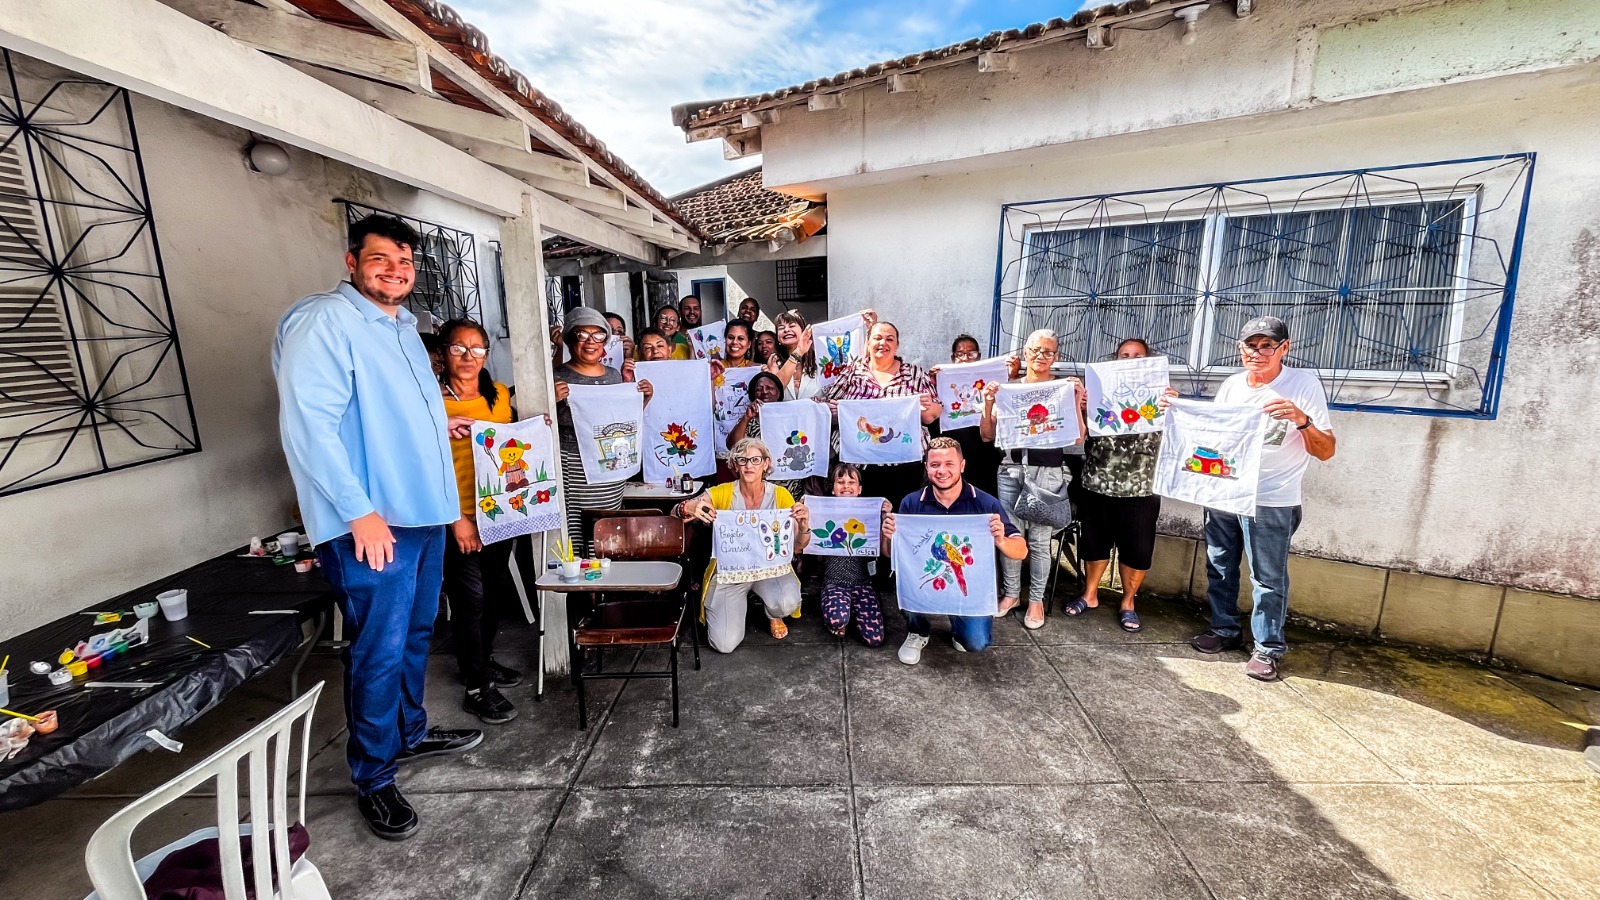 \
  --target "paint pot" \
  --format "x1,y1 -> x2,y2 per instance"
133,601 -> 158,619
66,660 -> 88,677
294,559 -> 314,574
277,532 -> 301,557
29,661 -> 50,675
87,634 -> 112,655
112,640 -> 128,654
157,589 -> 189,622
34,710 -> 58,735
84,654 -> 102,669
48,668 -> 71,686
600,558 -> 612,570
